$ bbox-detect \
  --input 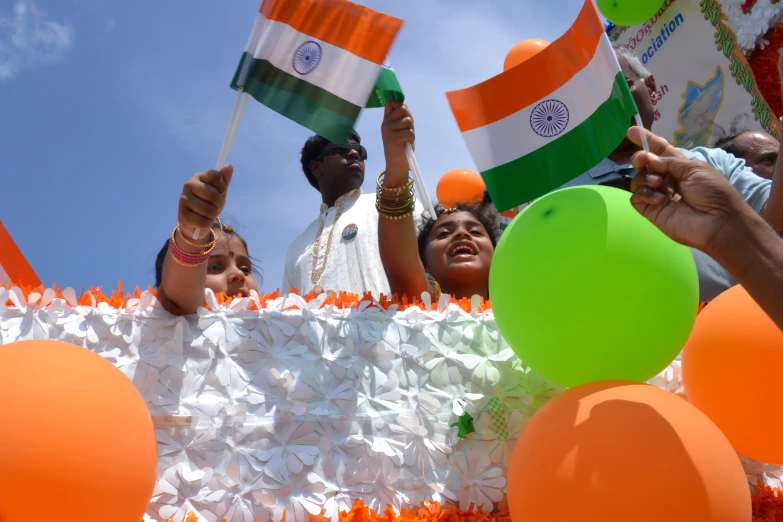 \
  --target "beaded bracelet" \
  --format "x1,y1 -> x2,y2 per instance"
168,237 -> 210,267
